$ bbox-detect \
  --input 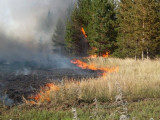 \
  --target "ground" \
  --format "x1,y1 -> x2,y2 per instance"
0,58 -> 160,120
